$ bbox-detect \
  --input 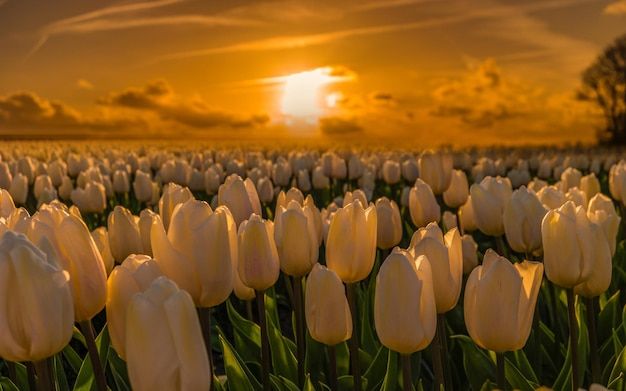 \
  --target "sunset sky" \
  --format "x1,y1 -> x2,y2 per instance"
1,0 -> 625,146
